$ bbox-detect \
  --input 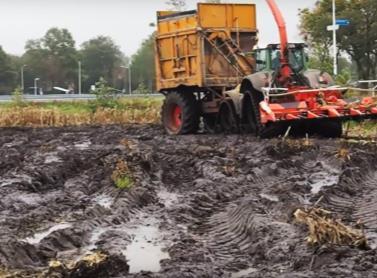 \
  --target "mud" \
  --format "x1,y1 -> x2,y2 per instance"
0,125 -> 377,277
